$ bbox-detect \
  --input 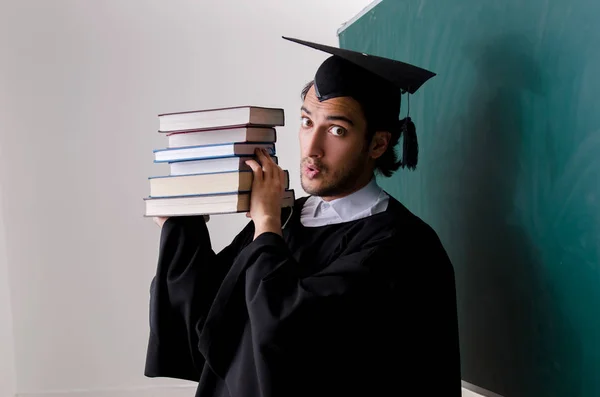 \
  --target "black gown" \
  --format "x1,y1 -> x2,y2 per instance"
144,194 -> 462,396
